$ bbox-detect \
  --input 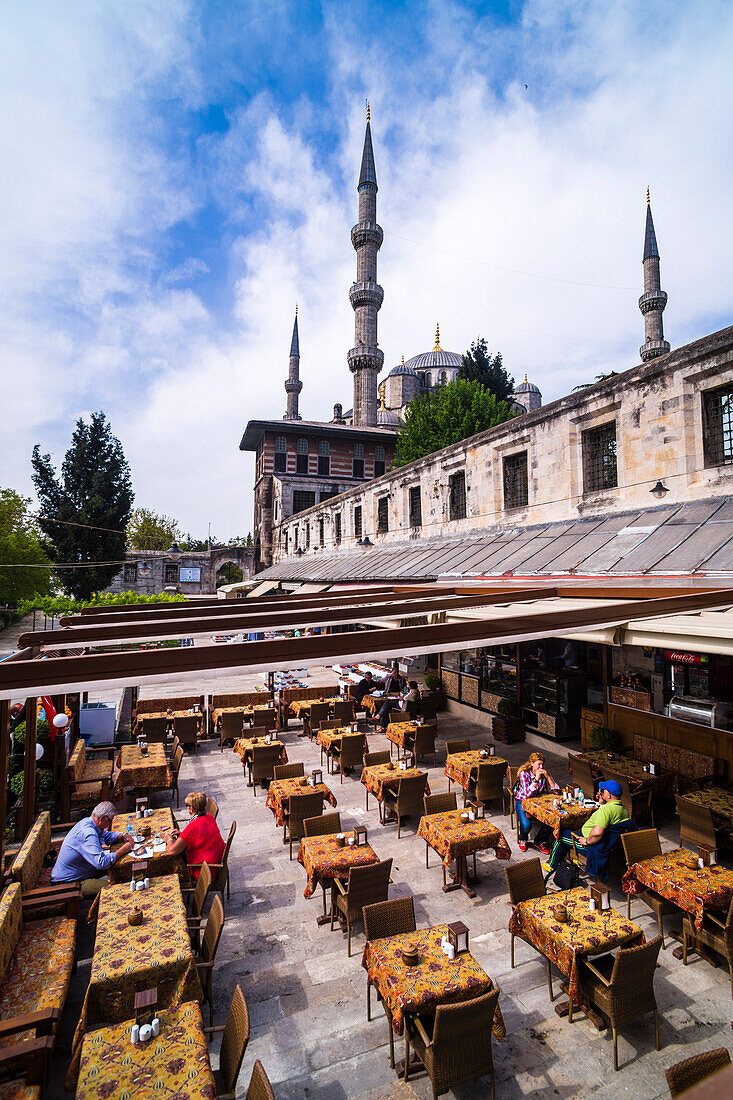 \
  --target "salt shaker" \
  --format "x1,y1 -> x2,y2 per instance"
130,1024 -> 140,1044
589,898 -> 597,912
446,943 -> 456,961
136,879 -> 145,891
144,877 -> 150,890
130,877 -> 136,893
151,1017 -> 160,1037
